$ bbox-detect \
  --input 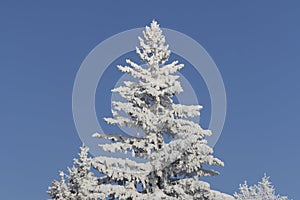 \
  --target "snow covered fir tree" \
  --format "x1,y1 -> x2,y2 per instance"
90,20 -> 231,199
48,146 -> 100,199
234,175 -> 288,200
48,20 -> 289,200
